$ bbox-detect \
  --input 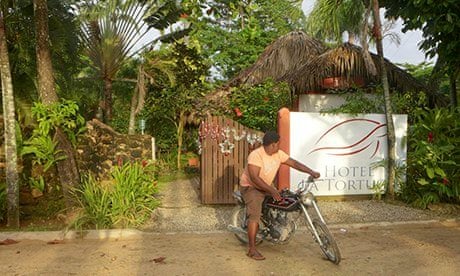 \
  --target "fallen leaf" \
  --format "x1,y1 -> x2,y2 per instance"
0,239 -> 19,245
150,256 -> 166,264
47,239 -> 65,245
